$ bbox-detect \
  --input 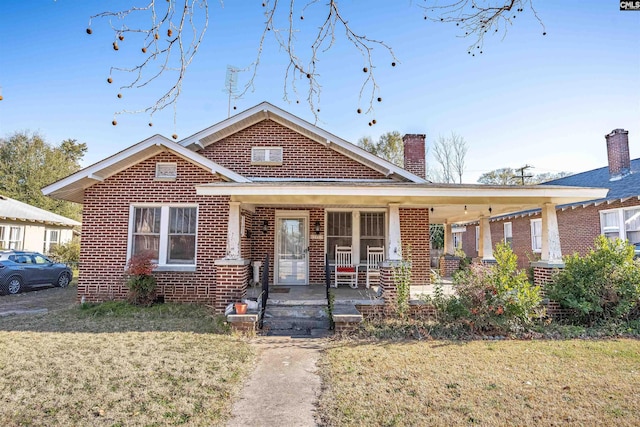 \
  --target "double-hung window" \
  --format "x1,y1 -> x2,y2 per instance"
326,210 -> 386,262
504,222 -> 513,247
600,207 -> 640,244
44,229 -> 60,254
129,205 -> 197,268
530,219 -> 542,253
0,225 -> 24,250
